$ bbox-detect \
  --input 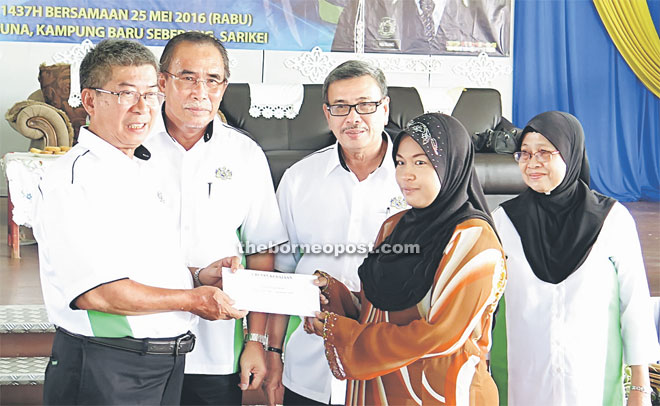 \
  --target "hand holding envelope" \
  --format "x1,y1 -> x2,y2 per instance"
222,268 -> 321,317
302,271 -> 330,335
194,256 -> 243,288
